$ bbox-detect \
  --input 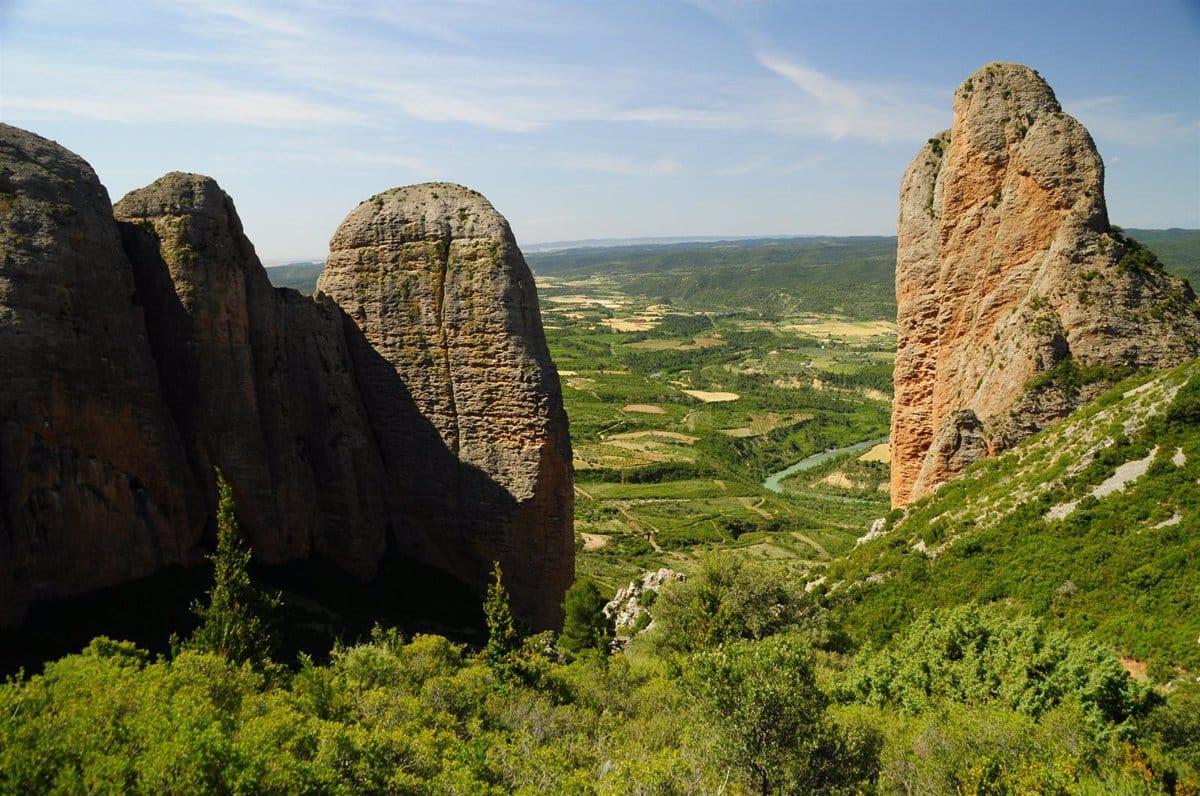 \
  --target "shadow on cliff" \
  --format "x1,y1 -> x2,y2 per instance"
0,279 -> 528,678
334,307 -> 523,618
122,215 -> 525,630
